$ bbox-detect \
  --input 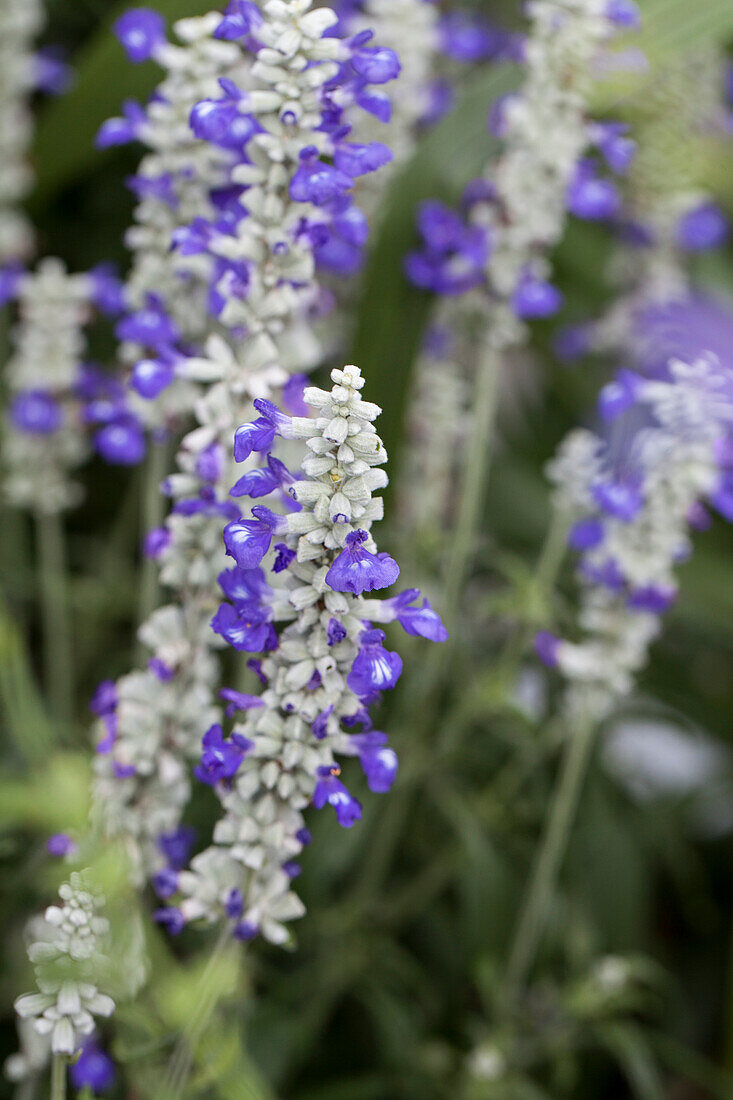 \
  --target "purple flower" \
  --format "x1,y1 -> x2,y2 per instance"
34,48 -> 73,96
326,530 -> 399,595
10,391 -> 62,435
234,400 -> 294,461
282,374 -> 309,416
334,141 -> 393,178
406,200 -> 490,297
127,171 -> 178,208
592,479 -> 644,521
233,920 -> 259,941
230,454 -> 293,498
327,618 -> 347,646
290,148 -> 354,206
568,518 -> 605,551
95,419 -> 146,466
598,369 -> 642,421
220,688 -> 265,718
114,8 -> 166,62
592,122 -> 637,174
676,203 -> 730,251
215,0 -> 264,40
384,590 -> 449,642
195,724 -> 252,786
349,732 -> 399,793
313,765 -> 362,828
234,418 -> 276,461
566,163 -> 621,221
347,629 -> 403,697
158,826 -> 196,870
224,513 -> 282,569
580,557 -> 626,591
96,99 -> 147,148
628,585 -> 676,613
273,543 -> 297,574
439,13 -> 507,62
605,0 -> 641,27
89,265 -> 127,316
154,907 -> 186,936
144,526 -> 170,558
283,860 -> 301,879
211,602 -> 275,653
116,298 -> 179,350
312,705 -> 334,740
47,833 -> 78,858
512,275 -> 563,319
153,868 -> 179,899
535,630 -> 561,668
90,680 -> 117,717
70,1040 -> 116,1095
219,565 -> 271,604
225,888 -> 244,919
148,657 -> 174,682
190,99 -> 257,149
131,358 -> 175,399
113,763 -> 137,779
0,261 -> 24,306
350,45 -> 401,84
